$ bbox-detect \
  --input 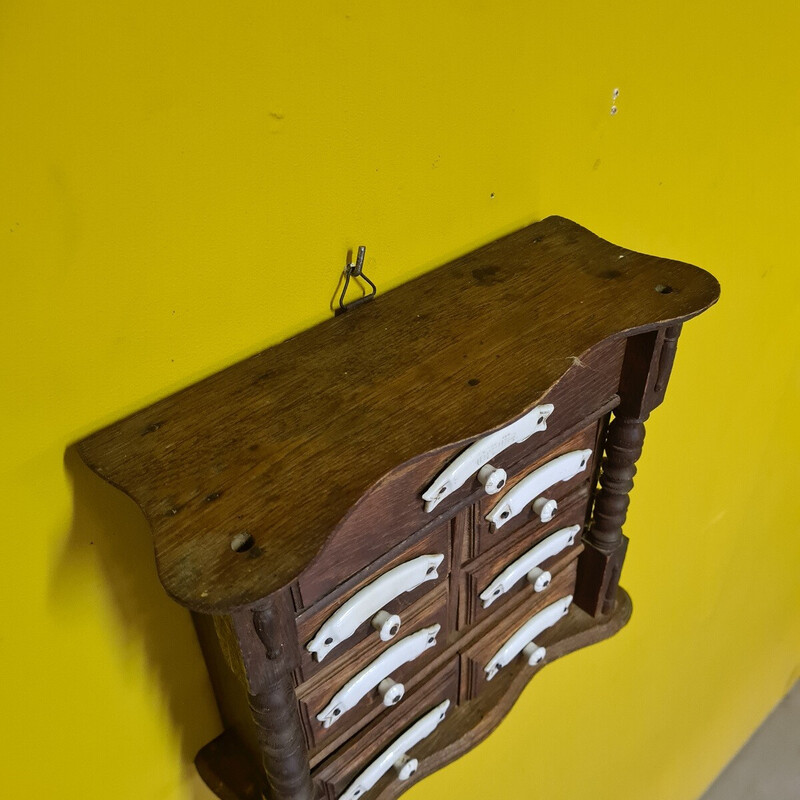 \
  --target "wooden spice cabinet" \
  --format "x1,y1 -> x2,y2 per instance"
77,217 -> 719,800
